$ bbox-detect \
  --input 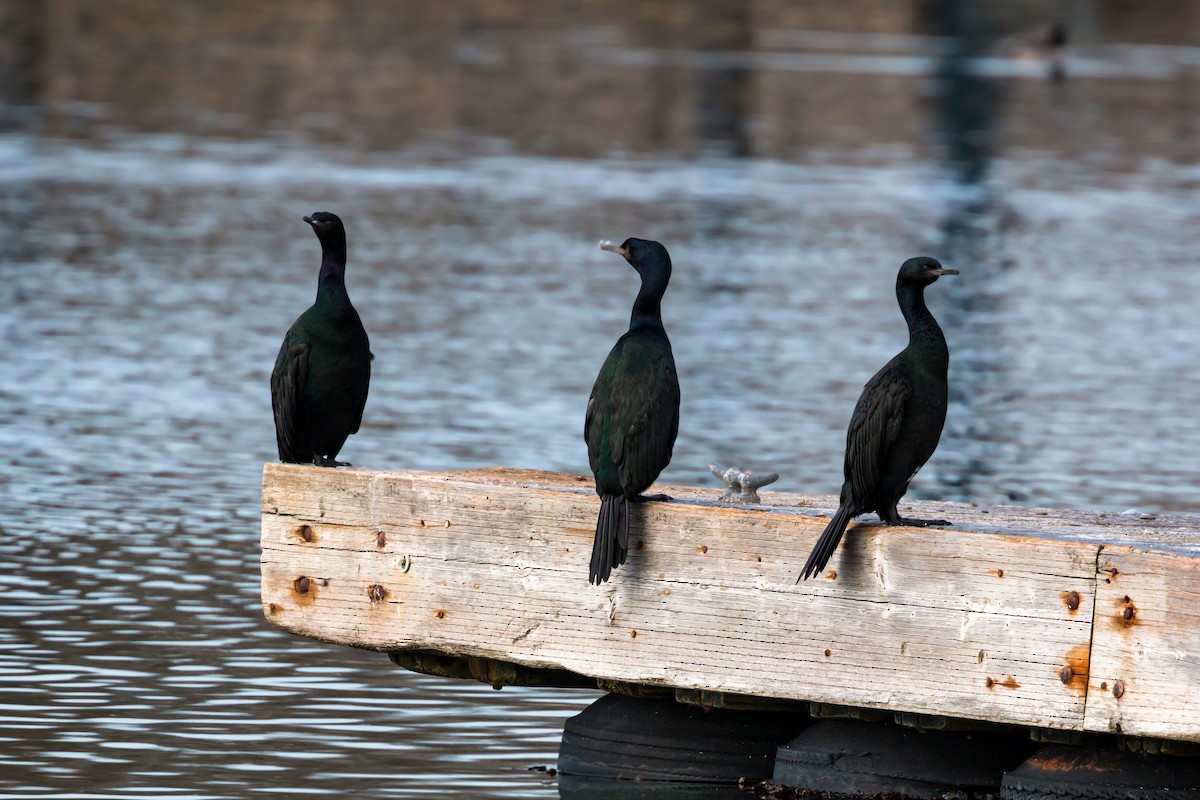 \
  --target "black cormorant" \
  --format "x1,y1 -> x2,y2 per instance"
799,256 -> 958,581
585,238 -> 681,585
271,212 -> 372,467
